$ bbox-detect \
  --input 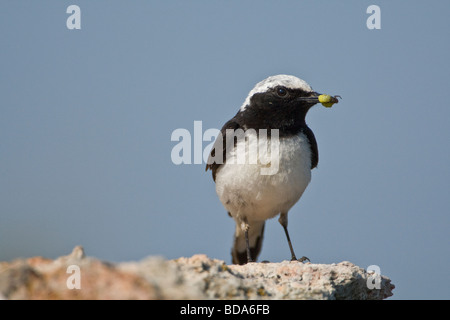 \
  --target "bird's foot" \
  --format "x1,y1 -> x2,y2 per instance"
290,256 -> 310,263
297,256 -> 310,263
